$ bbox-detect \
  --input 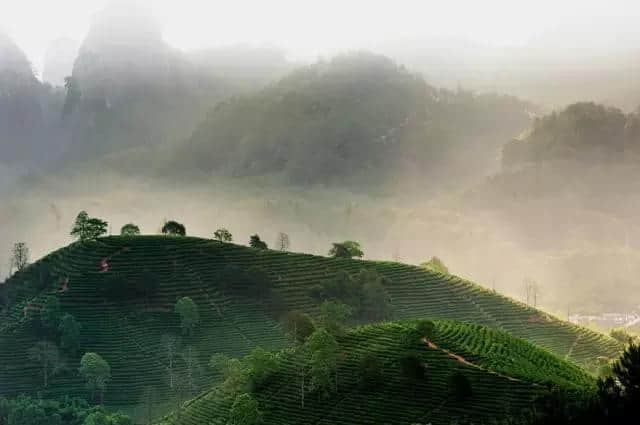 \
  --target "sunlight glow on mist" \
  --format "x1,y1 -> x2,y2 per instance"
2,0 -> 640,75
